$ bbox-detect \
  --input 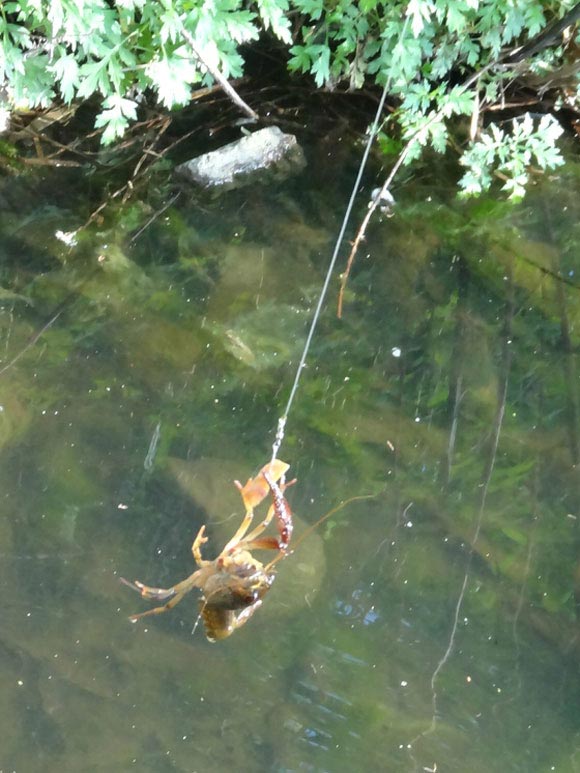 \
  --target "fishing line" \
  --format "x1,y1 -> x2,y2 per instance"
270,17 -> 410,463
